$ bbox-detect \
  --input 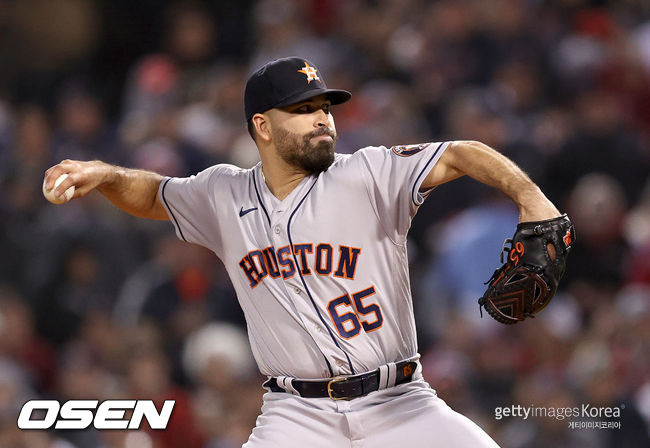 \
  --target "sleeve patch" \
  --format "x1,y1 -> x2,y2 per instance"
391,143 -> 429,157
